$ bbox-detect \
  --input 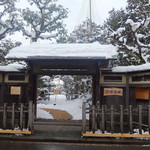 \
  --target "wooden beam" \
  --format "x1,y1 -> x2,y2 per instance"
82,132 -> 150,138
0,129 -> 34,135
